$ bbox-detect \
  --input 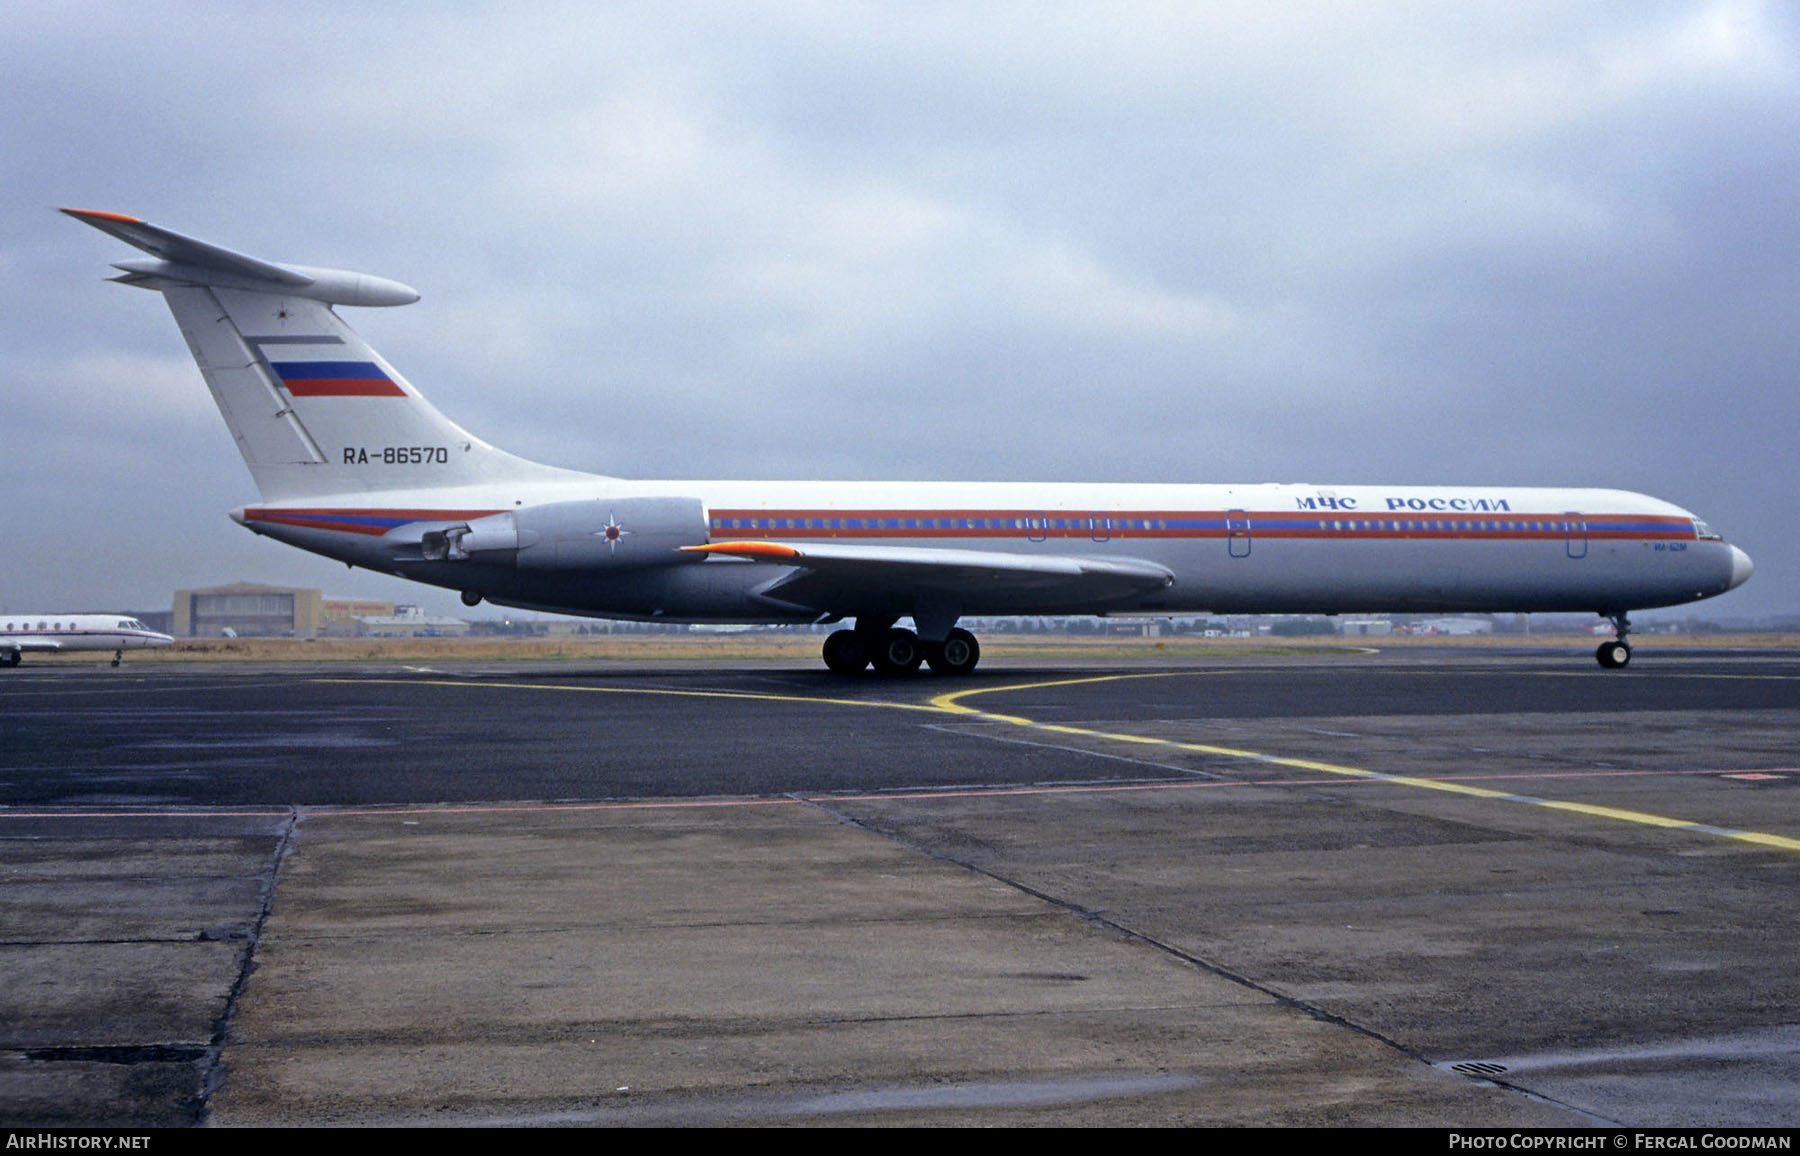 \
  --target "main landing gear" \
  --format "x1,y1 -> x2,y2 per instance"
822,619 -> 981,677
1596,611 -> 1632,669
